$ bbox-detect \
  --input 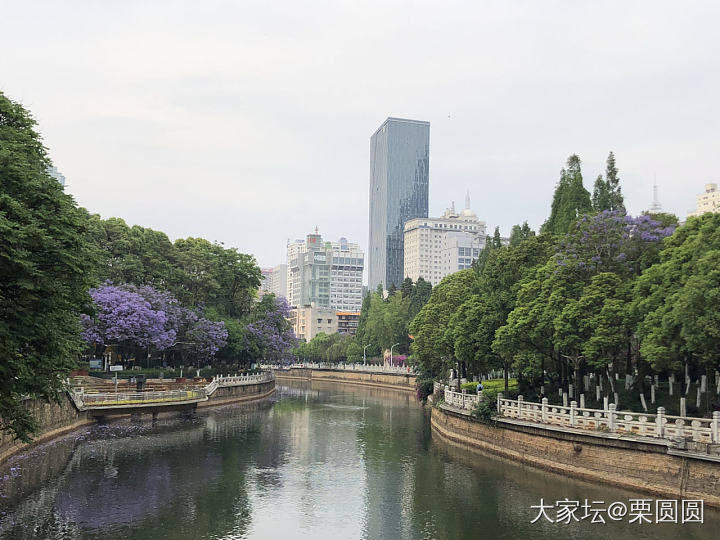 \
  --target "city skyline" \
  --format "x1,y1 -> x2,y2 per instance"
2,2 -> 719,269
